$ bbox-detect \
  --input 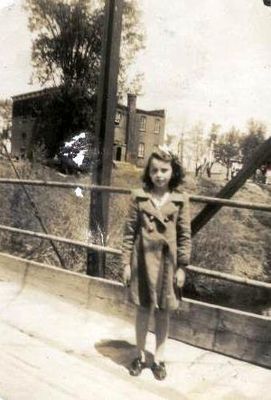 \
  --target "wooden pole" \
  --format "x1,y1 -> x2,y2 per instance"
87,0 -> 124,276
192,137 -> 271,236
